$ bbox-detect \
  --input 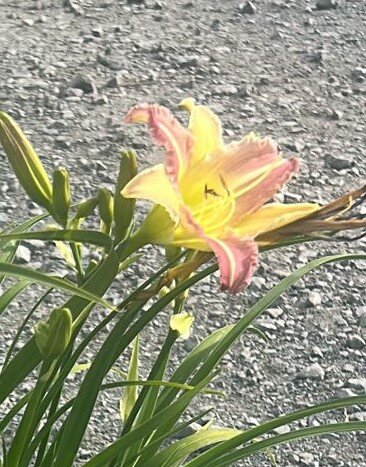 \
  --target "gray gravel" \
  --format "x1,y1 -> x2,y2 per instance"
0,0 -> 365,466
